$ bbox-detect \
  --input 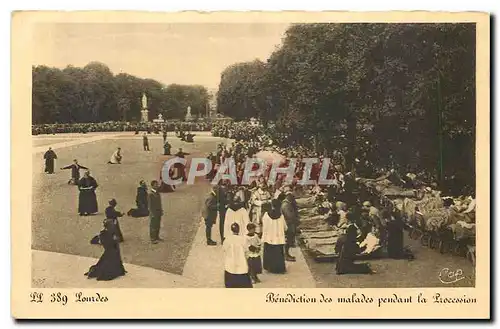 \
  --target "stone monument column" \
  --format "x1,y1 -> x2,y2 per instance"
185,106 -> 193,121
141,93 -> 149,122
